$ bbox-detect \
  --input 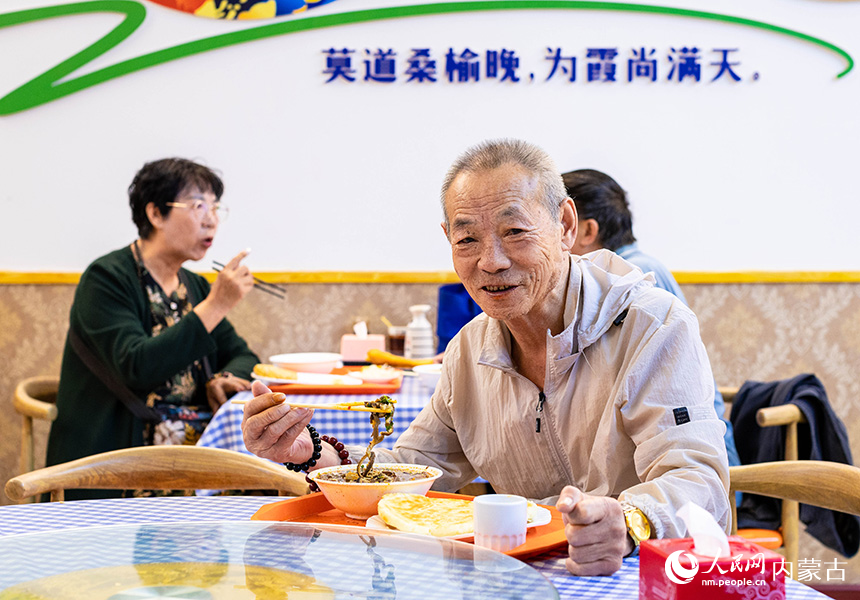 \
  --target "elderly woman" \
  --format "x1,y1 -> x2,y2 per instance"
46,158 -> 259,498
